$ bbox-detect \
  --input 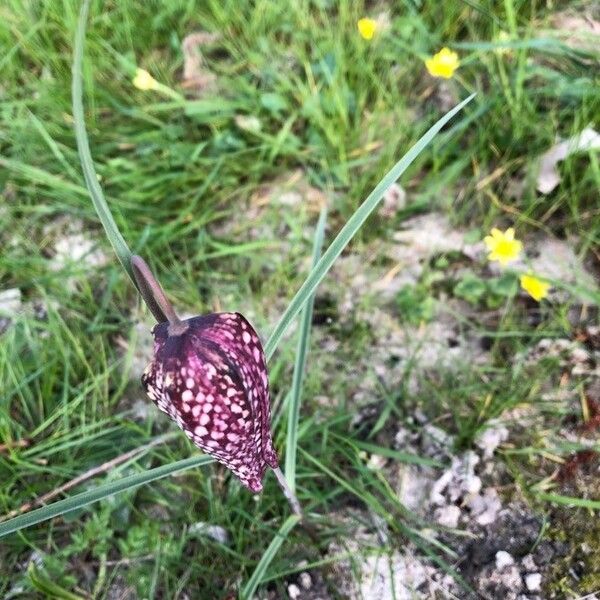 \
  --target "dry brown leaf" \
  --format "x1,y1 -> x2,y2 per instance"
181,31 -> 219,93
536,127 -> 600,194
378,182 -> 406,218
